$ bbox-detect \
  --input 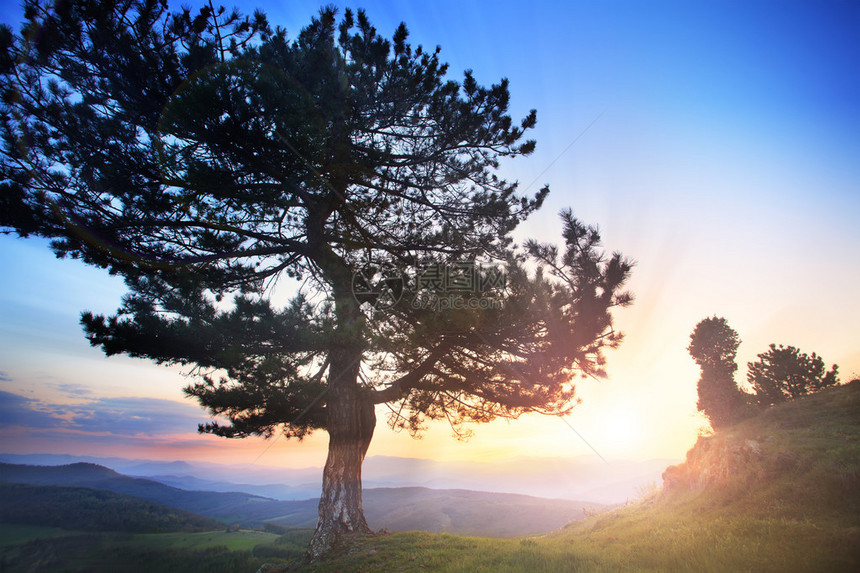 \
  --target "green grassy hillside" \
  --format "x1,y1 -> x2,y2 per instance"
293,381 -> 859,572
